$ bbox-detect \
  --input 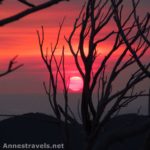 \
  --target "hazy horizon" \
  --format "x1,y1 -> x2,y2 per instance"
0,55 -> 149,119
0,0 -> 150,120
